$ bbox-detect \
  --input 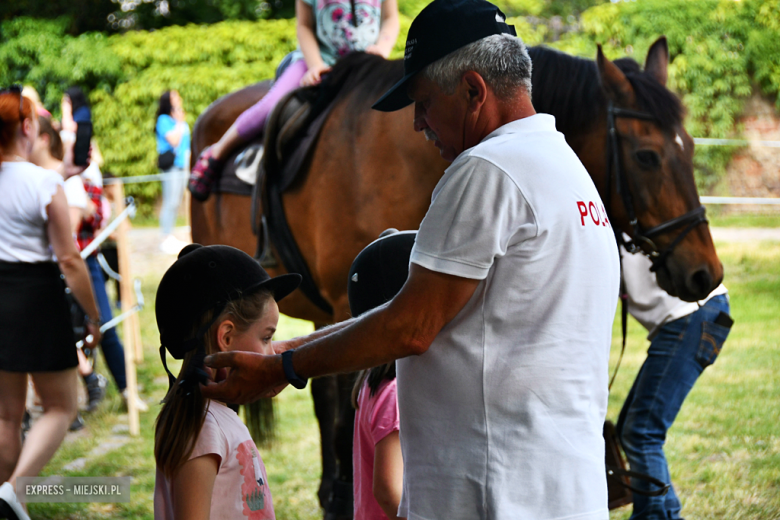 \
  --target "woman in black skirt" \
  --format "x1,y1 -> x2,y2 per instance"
0,88 -> 102,519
